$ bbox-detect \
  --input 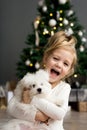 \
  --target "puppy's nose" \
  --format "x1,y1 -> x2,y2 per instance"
37,88 -> 42,93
